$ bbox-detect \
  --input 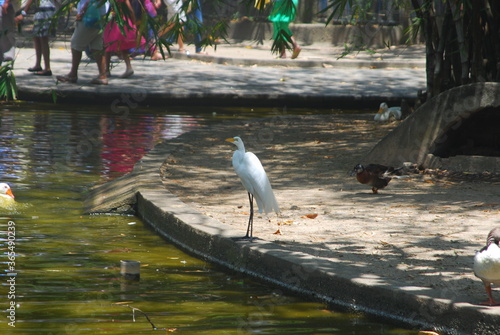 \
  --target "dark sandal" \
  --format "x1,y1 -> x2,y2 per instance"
28,66 -> 43,72
56,75 -> 78,83
33,70 -> 52,76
